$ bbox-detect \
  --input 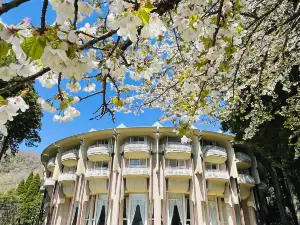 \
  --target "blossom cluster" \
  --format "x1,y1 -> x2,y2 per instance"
0,0 -> 299,143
